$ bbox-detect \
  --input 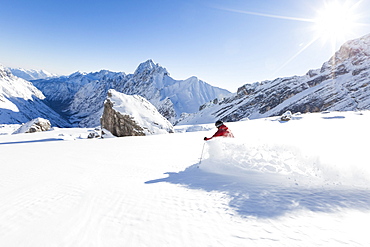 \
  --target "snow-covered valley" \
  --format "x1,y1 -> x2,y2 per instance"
1,111 -> 369,246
